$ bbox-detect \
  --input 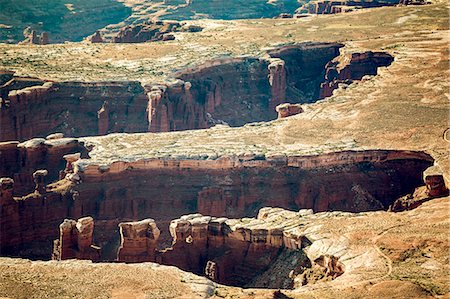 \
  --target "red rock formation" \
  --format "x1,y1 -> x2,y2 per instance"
0,138 -> 86,196
268,59 -> 287,110
21,30 -> 50,45
313,255 -> 345,278
276,103 -> 304,119
117,219 -> 160,262
320,51 -> 394,98
423,166 -> 449,198
155,214 -> 309,286
33,169 -> 48,194
267,43 -> 343,103
97,101 -> 109,136
389,166 -> 449,212
52,217 -> 100,261
162,34 -> 175,41
0,81 -> 148,141
1,45 -> 392,137
0,177 -> 14,204
40,32 -> 49,45
112,21 -> 181,43
89,31 -> 103,43
0,149 -> 434,259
